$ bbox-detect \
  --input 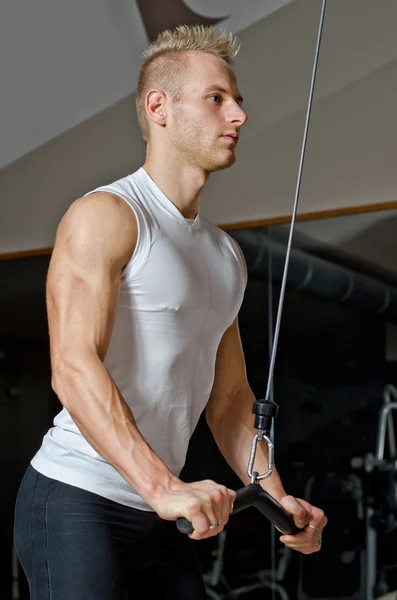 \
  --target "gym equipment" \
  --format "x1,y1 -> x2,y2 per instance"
176,0 -> 328,538
351,384 -> 397,600
203,530 -> 292,600
297,471 -> 364,599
